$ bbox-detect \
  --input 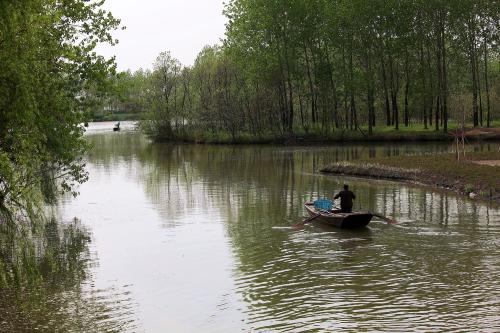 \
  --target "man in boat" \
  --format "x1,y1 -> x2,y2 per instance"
334,184 -> 356,213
